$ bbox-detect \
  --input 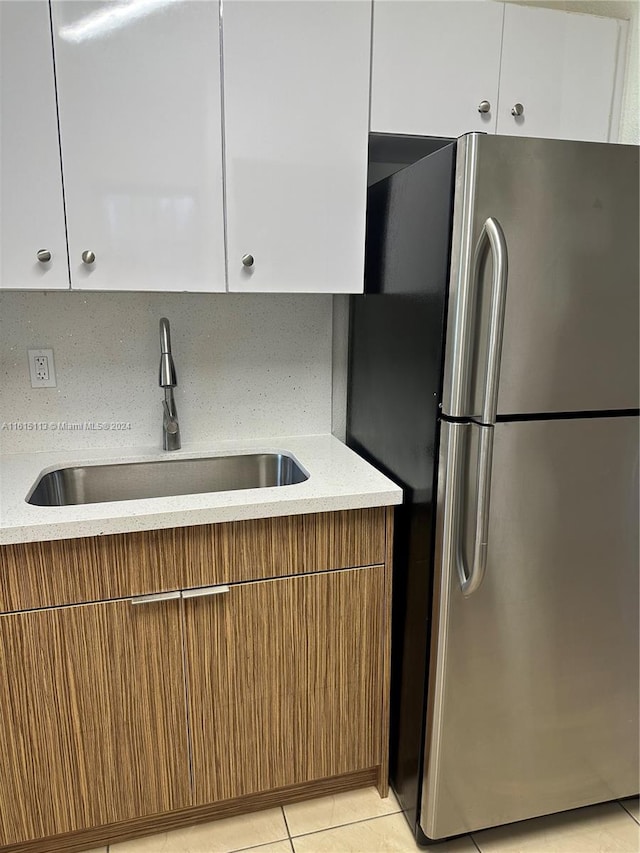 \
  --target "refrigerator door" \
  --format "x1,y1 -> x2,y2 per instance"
442,134 -> 639,420
421,416 -> 639,839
